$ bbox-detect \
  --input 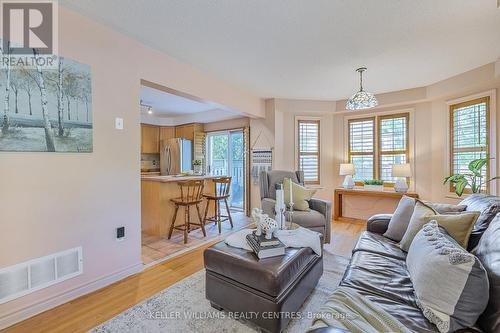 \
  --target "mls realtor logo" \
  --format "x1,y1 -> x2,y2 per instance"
1,0 -> 58,67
